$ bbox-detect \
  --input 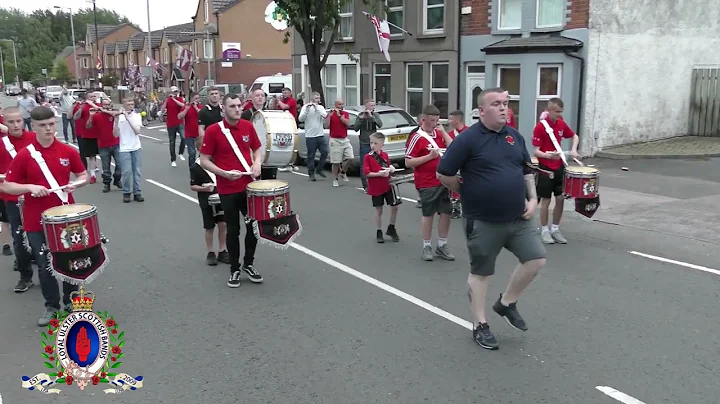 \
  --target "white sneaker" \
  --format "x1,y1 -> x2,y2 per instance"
332,180 -> 339,187
171,161 -> 177,167
340,173 -> 349,182
179,155 -> 186,161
